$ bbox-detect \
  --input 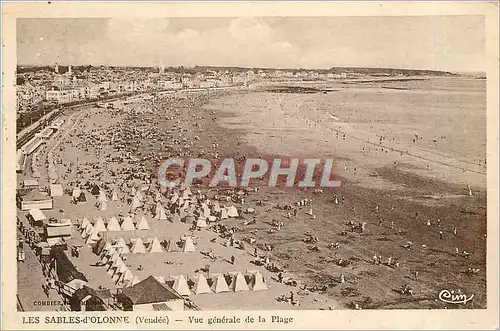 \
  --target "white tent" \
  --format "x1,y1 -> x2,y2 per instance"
115,237 -> 128,249
104,247 -> 116,262
196,218 -> 208,228
93,217 -> 107,233
82,223 -> 94,239
201,203 -> 211,218
192,274 -> 211,295
148,237 -> 163,253
220,208 -> 229,220
98,200 -> 108,211
154,204 -> 168,220
172,275 -> 191,296
49,184 -> 64,197
229,272 -> 249,292
170,193 -> 179,204
98,190 -> 108,202
213,202 -> 221,213
117,244 -> 130,254
119,269 -> 133,286
248,271 -> 268,291
80,217 -> 90,230
121,216 -> 136,231
72,188 -> 81,198
182,187 -> 192,199
131,196 -> 141,210
107,216 -> 121,231
86,228 -> 100,244
227,206 -> 239,218
154,201 -> 162,215
128,275 -> 141,287
111,190 -> 119,201
101,241 -> 112,255
131,237 -> 146,254
182,237 -> 195,252
137,216 -> 150,230
211,273 -> 230,293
